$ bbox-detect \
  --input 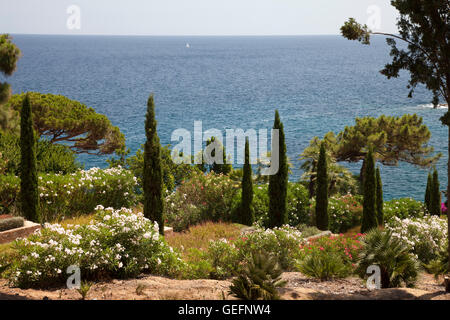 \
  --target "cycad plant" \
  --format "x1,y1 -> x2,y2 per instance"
356,228 -> 420,288
229,252 -> 286,300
